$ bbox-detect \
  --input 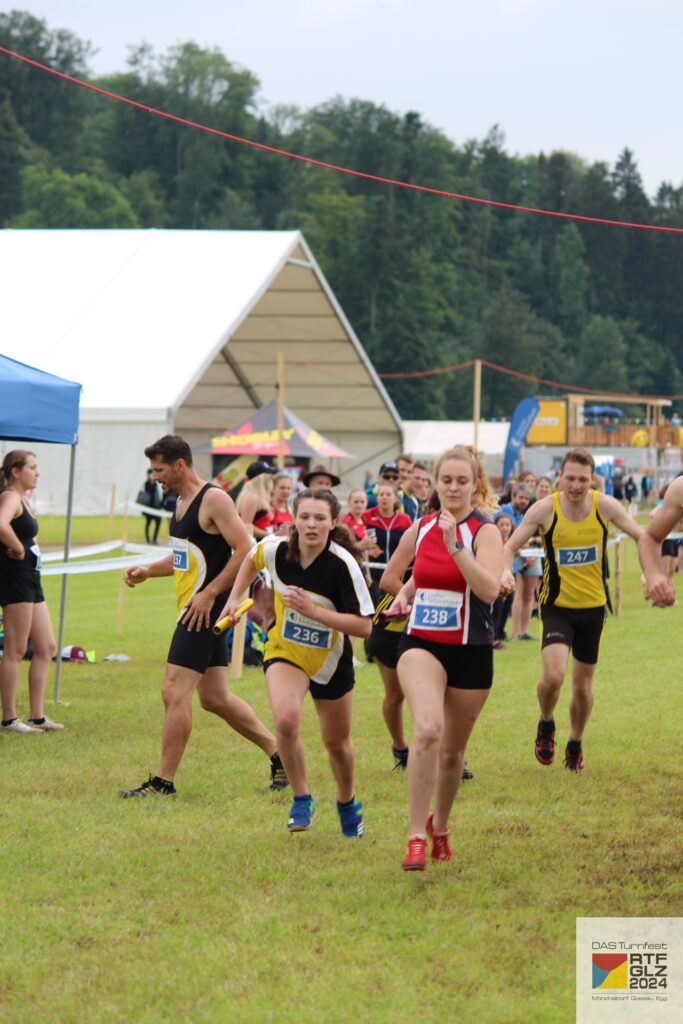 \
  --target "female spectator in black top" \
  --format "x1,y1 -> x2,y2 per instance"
0,451 -> 62,733
141,468 -> 163,544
